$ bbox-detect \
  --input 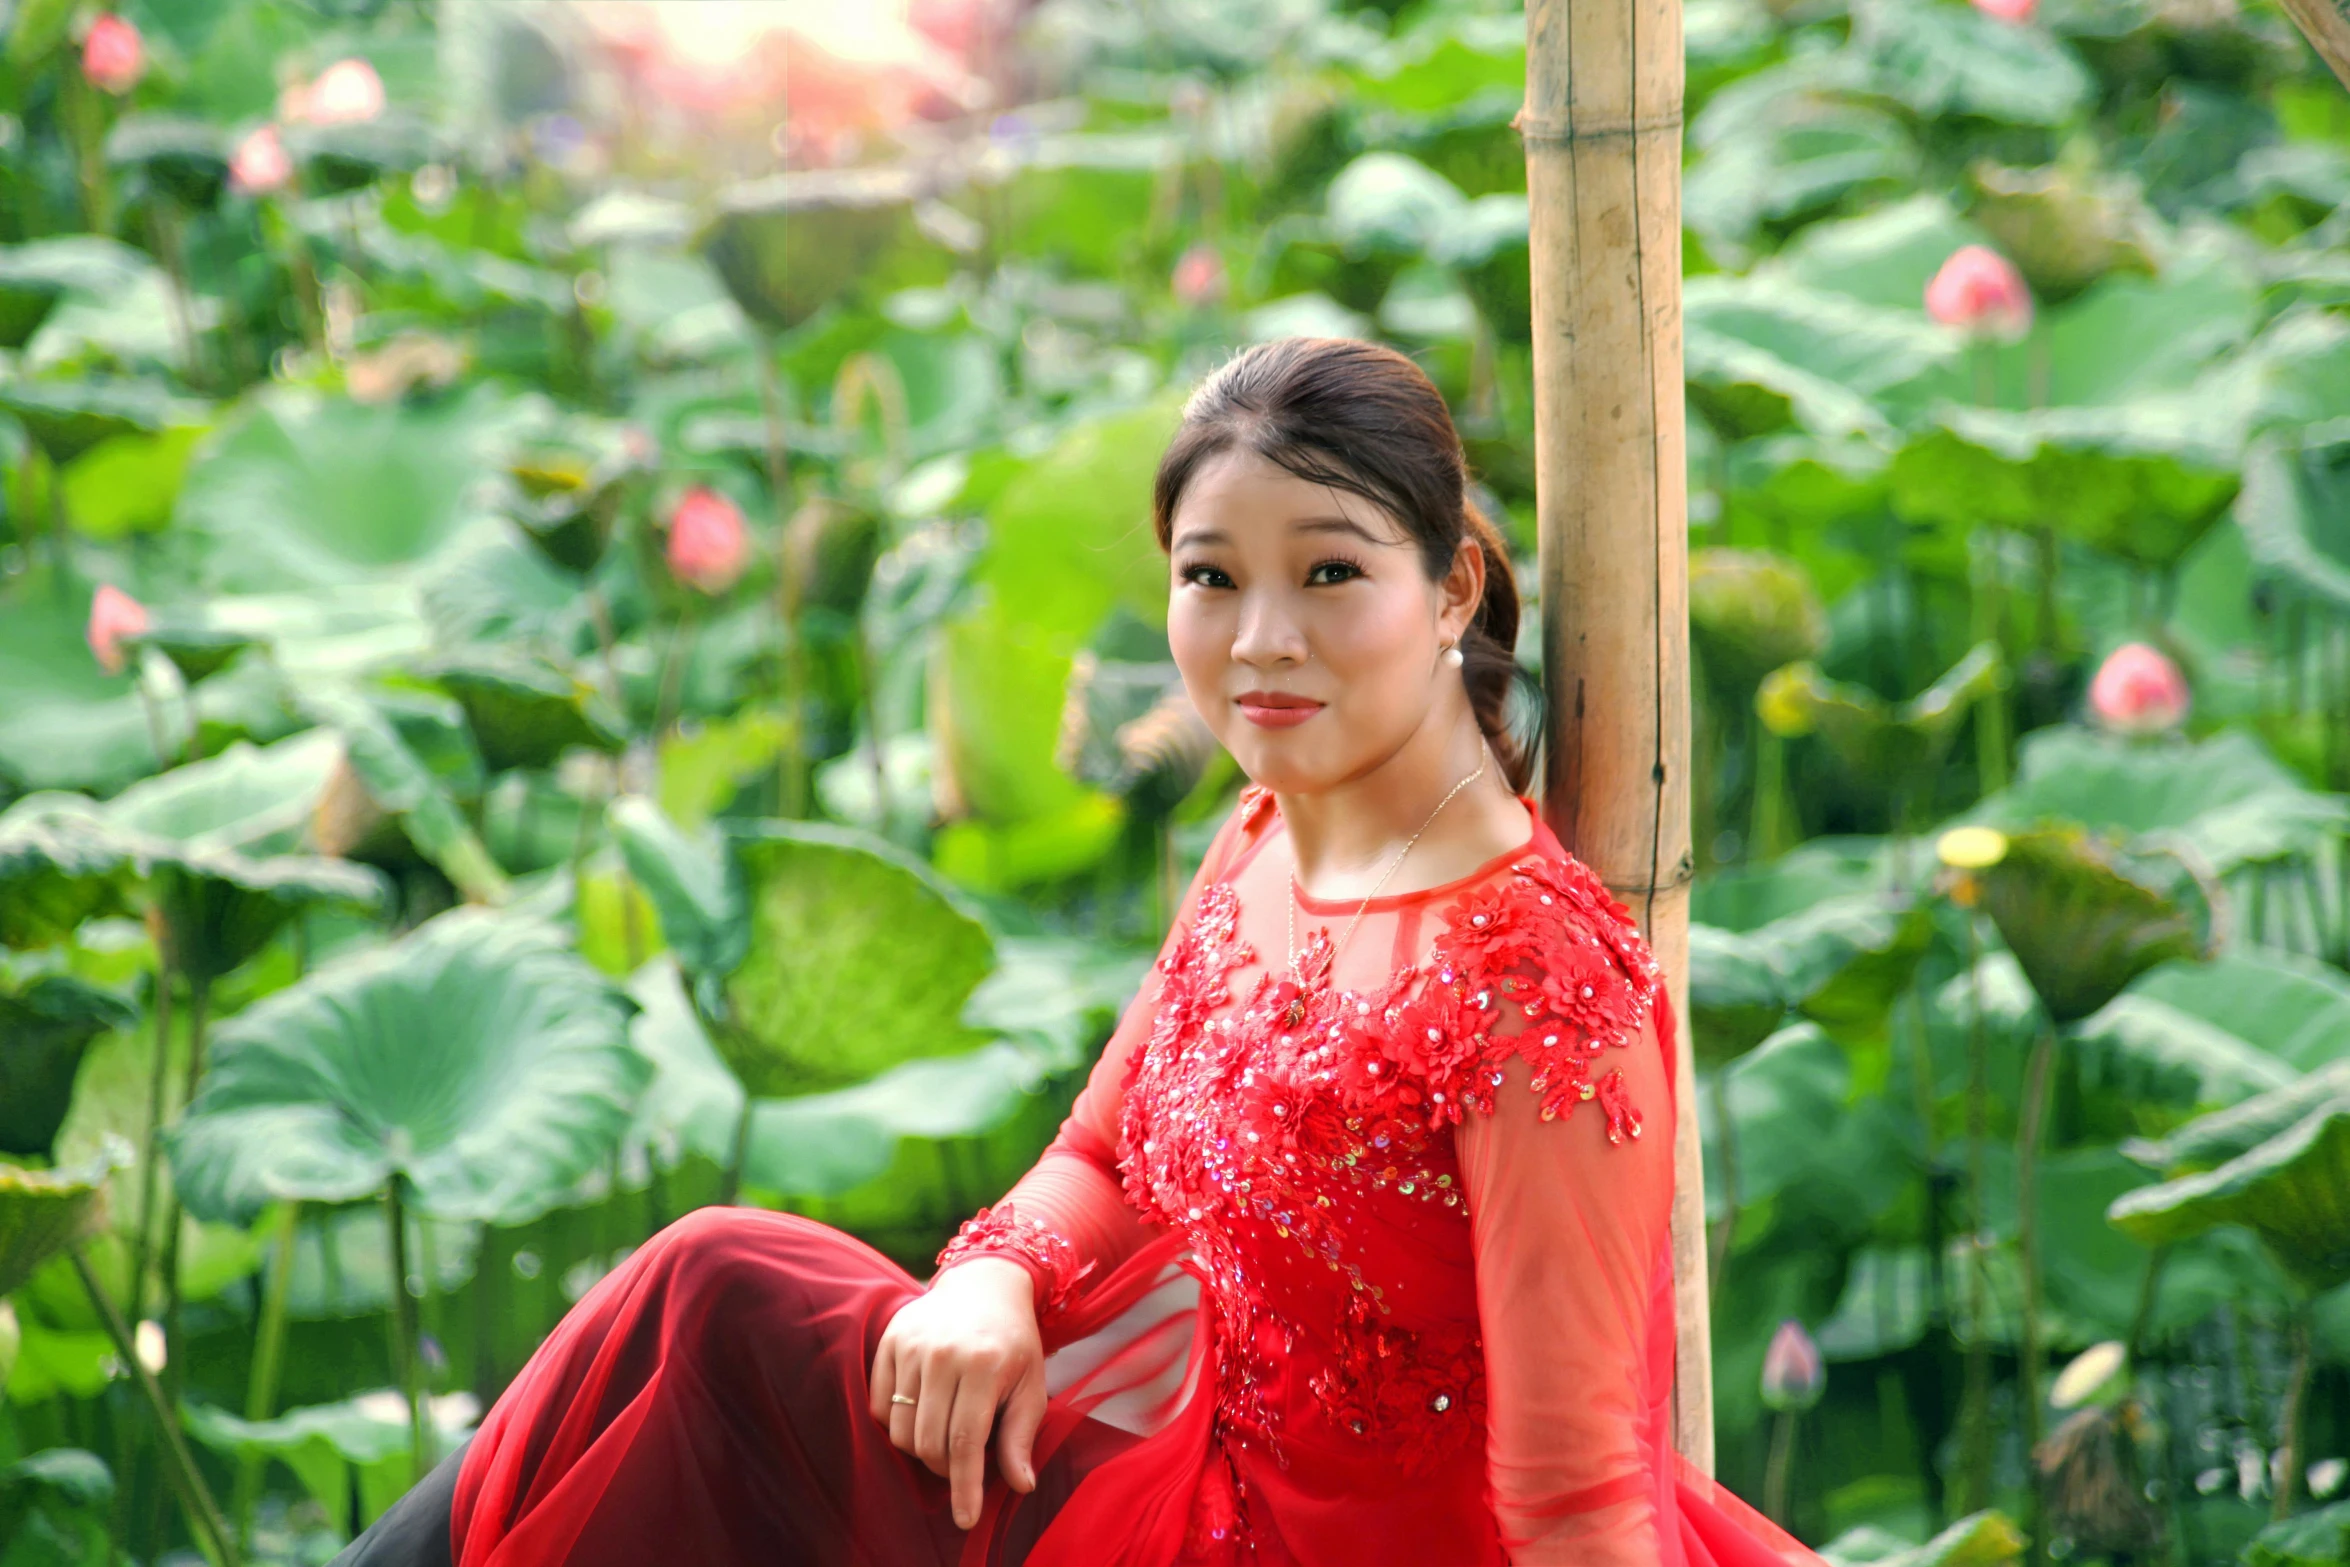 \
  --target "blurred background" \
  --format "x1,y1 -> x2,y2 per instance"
0,0 -> 2346,1563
